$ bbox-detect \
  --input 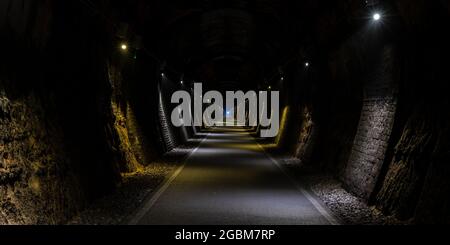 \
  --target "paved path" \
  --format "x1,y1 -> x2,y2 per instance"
130,128 -> 338,225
